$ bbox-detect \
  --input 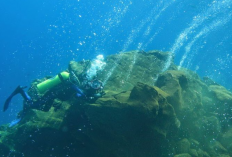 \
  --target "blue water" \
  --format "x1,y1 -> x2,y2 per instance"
0,0 -> 232,125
